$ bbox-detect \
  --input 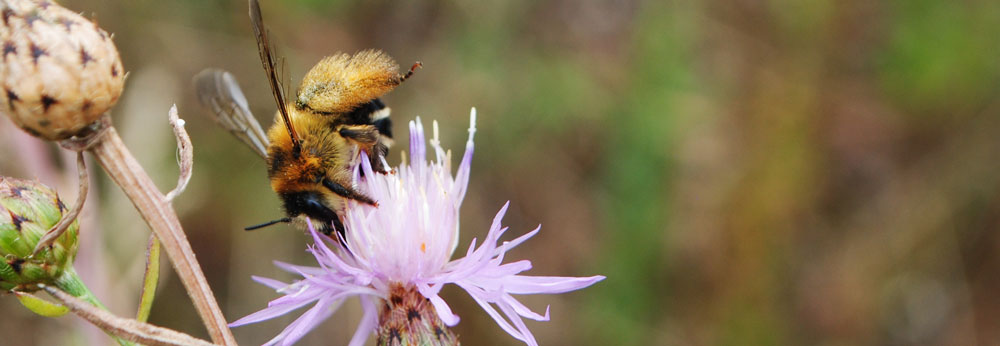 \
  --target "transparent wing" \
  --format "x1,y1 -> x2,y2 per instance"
193,69 -> 270,159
